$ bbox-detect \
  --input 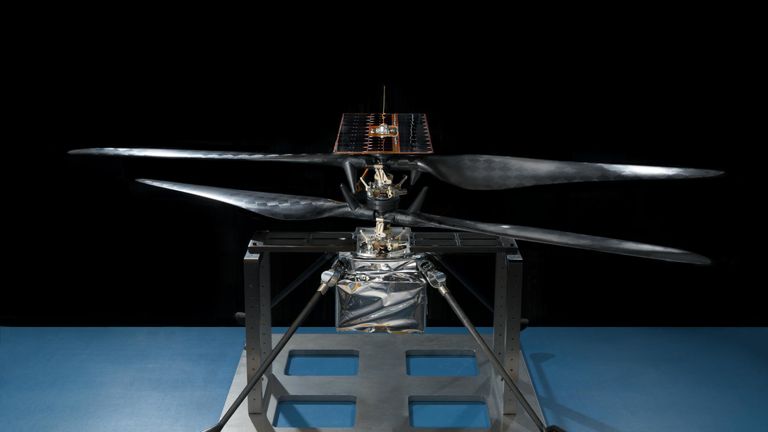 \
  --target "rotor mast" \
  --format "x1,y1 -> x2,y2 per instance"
357,160 -> 408,249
